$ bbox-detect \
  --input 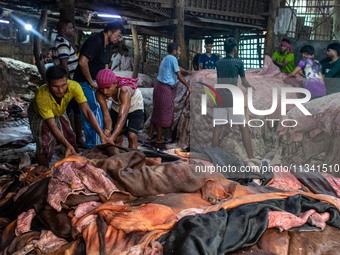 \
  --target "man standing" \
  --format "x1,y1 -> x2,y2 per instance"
213,37 -> 254,159
52,19 -> 78,78
322,42 -> 340,95
28,66 -> 108,167
52,19 -> 84,148
73,21 -> 125,148
95,69 -> 144,149
119,47 -> 134,71
198,38 -> 219,69
110,45 -> 121,71
272,38 -> 295,73
148,42 -> 190,144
